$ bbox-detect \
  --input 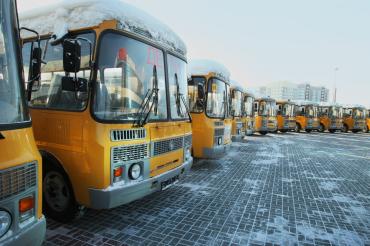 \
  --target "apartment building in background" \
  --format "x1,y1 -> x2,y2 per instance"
258,81 -> 329,103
